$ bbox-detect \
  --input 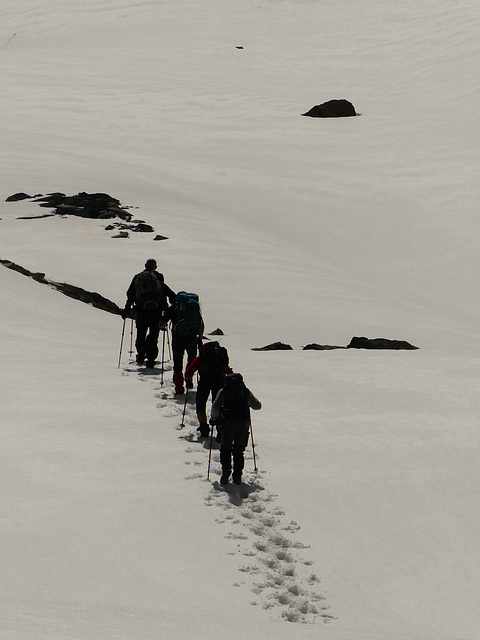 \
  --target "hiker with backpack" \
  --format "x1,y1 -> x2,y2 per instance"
122,259 -> 176,368
164,291 -> 204,395
185,341 -> 232,438
210,373 -> 261,485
